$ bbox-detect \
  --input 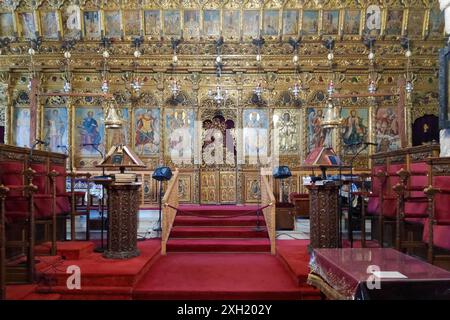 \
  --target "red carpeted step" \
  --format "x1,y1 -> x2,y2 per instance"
132,253 -> 316,300
170,226 -> 268,239
276,240 -> 312,286
35,241 -> 95,260
178,205 -> 260,216
166,239 -> 271,253
174,215 -> 266,227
